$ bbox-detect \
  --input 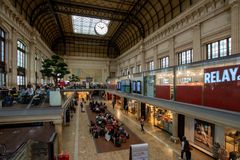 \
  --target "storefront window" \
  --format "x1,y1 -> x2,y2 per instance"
225,129 -> 240,158
154,107 -> 173,134
155,68 -> 174,100
175,54 -> 240,111
145,104 -> 155,125
128,99 -> 138,118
